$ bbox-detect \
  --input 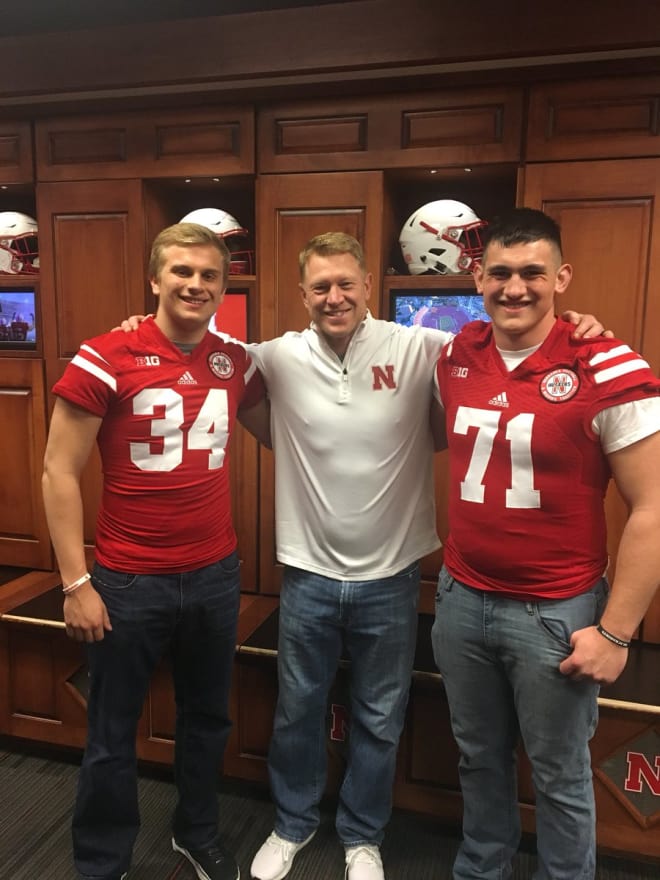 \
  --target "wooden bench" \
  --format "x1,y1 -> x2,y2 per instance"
1,581 -> 658,860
